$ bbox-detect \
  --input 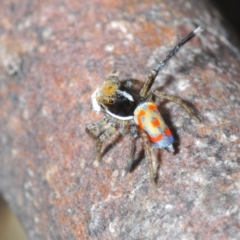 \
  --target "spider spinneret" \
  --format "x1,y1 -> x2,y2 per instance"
86,26 -> 203,188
